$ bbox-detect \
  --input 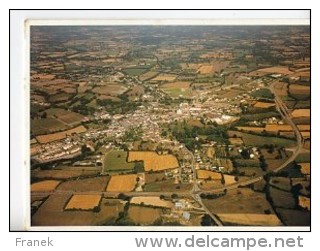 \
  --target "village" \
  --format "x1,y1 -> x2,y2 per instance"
30,26 -> 310,227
